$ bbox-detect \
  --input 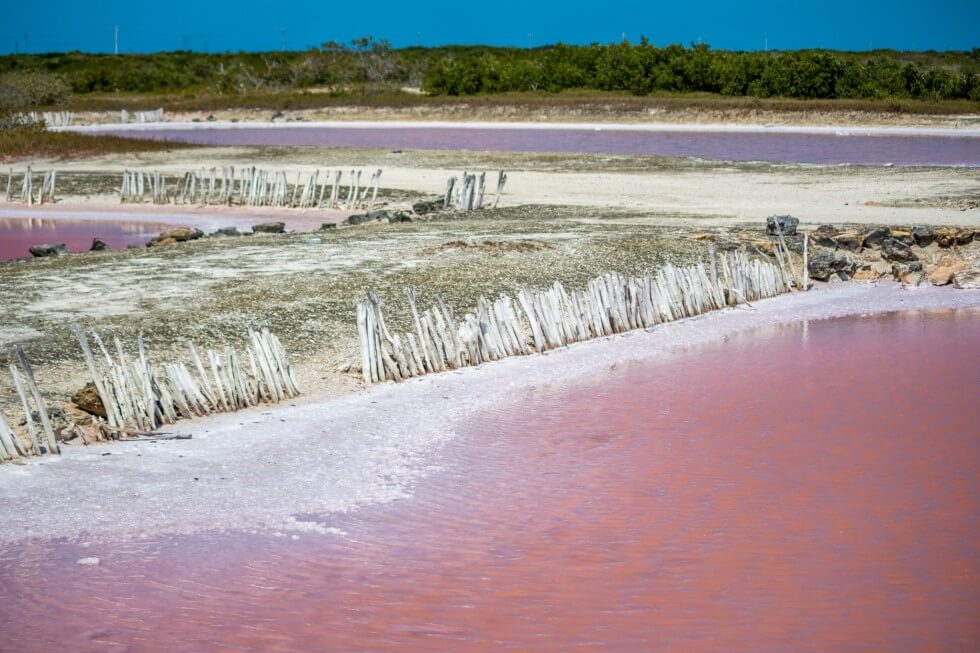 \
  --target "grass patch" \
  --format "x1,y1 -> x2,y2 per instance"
0,129 -> 197,161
